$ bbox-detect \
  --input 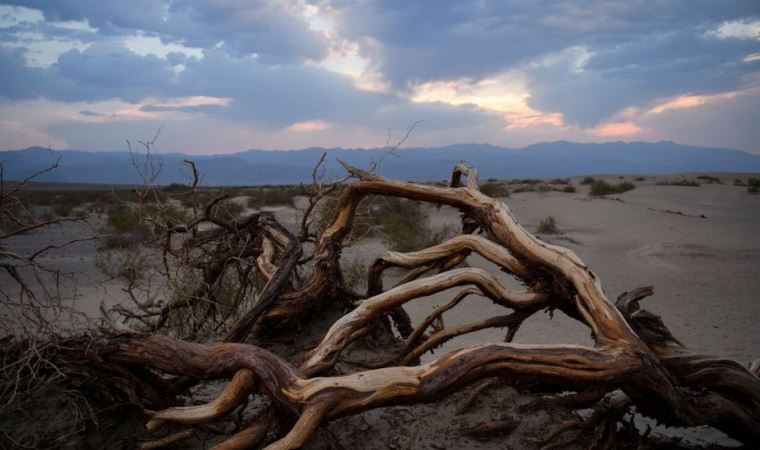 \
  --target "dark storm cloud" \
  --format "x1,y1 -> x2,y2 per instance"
0,46 -> 47,98
177,48 -> 385,125
3,0 -> 329,63
527,27 -> 760,125
178,49 -> 494,129
0,39 -> 492,130
332,0 -> 758,82
330,0 -> 760,123
0,0 -> 758,148
78,110 -> 104,116
0,19 -> 98,45
0,42 -> 176,102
